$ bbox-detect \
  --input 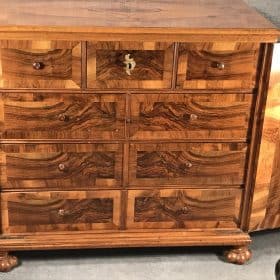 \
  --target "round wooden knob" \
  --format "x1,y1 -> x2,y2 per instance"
213,61 -> 225,70
184,113 -> 198,121
190,114 -> 198,121
58,163 -> 66,171
58,114 -> 69,122
32,62 -> 44,70
181,206 -> 189,214
58,209 -> 66,216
